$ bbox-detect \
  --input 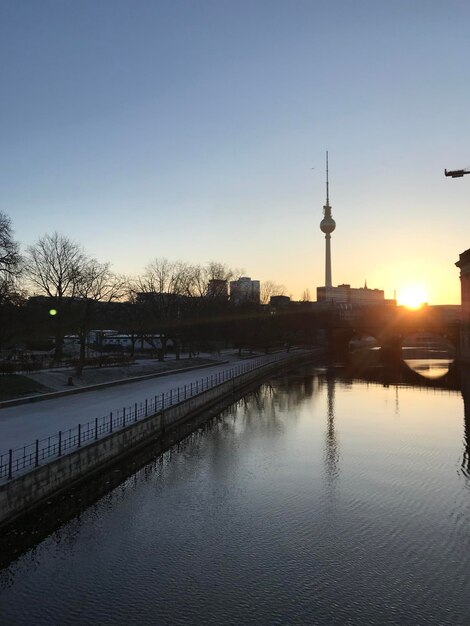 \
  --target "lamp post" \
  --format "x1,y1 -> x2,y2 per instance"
445,167 -> 470,178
